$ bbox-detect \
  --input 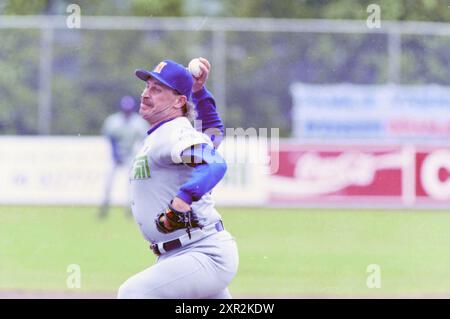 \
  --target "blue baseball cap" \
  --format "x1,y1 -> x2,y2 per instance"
135,60 -> 193,98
